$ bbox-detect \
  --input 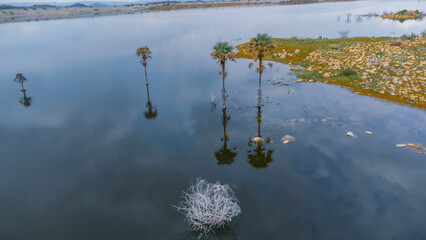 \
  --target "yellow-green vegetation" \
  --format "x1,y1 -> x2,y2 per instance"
381,9 -> 424,21
236,37 -> 426,109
